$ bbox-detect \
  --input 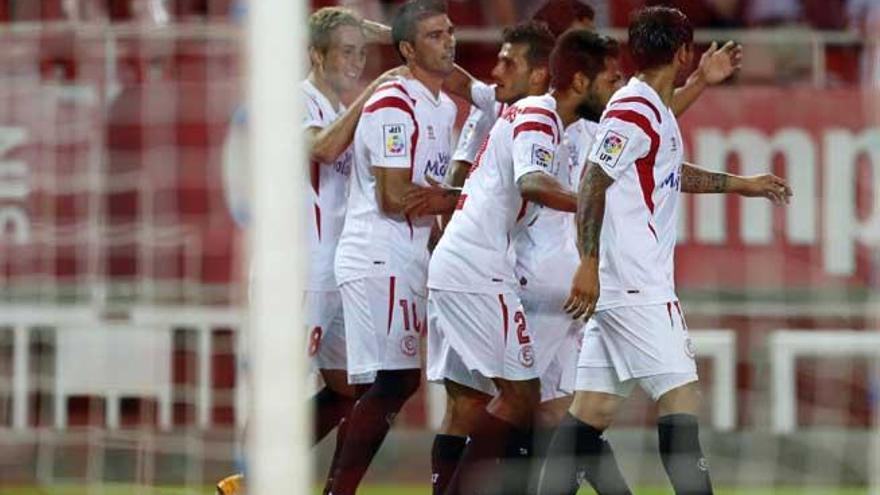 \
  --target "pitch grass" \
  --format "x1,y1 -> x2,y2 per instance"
0,485 -> 871,495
